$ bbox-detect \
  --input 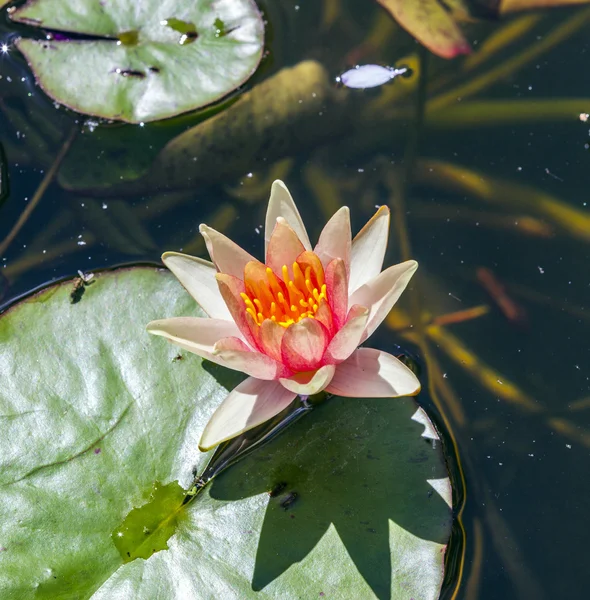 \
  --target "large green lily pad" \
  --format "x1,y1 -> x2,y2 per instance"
0,266 -> 453,599
10,0 -> 264,123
